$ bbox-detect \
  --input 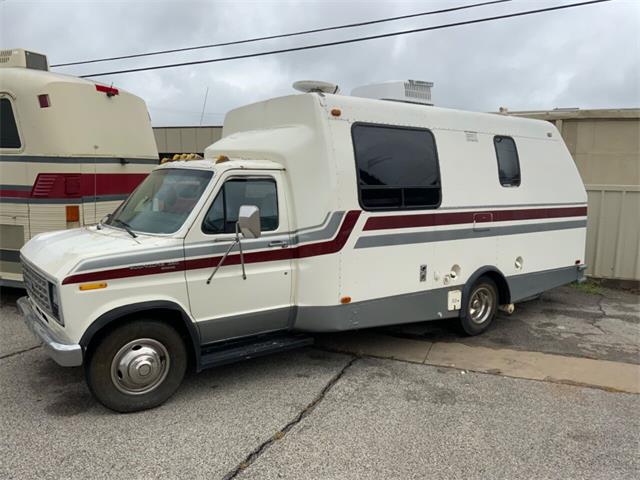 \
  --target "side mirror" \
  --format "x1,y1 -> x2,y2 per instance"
237,205 -> 261,239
